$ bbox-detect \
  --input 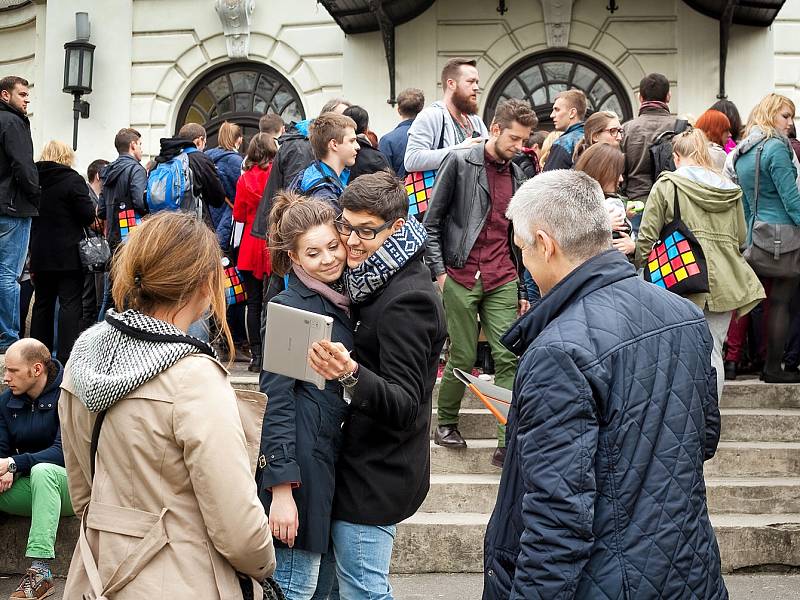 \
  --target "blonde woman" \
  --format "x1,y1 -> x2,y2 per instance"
538,130 -> 563,169
637,129 -> 765,394
59,212 -> 275,598
30,140 -> 96,362
724,93 -> 800,382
